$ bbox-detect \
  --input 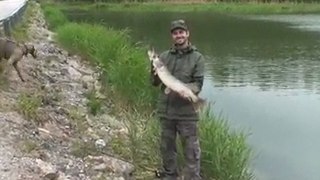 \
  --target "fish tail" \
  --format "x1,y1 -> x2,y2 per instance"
193,97 -> 206,112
